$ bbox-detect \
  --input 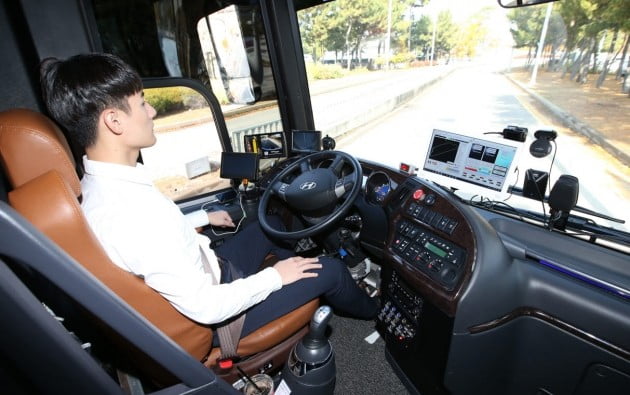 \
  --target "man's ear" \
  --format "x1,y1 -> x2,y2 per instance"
101,108 -> 124,136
